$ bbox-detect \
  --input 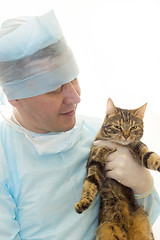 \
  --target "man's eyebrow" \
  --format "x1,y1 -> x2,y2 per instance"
47,86 -> 62,94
